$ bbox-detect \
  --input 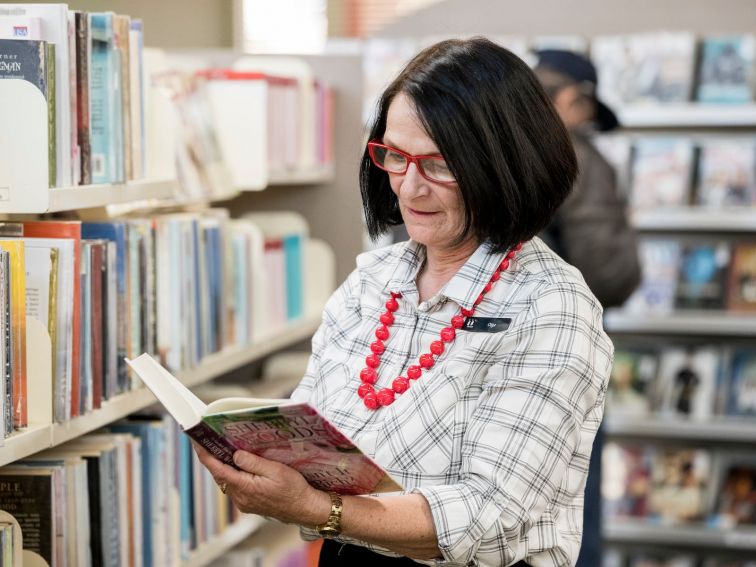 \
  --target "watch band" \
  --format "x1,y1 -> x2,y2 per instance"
315,492 -> 343,537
